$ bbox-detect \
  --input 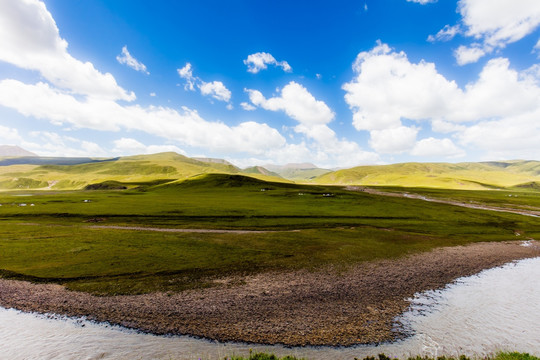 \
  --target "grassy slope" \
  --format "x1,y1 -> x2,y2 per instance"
0,152 -> 287,190
314,161 -> 540,189
1,174 -> 539,295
